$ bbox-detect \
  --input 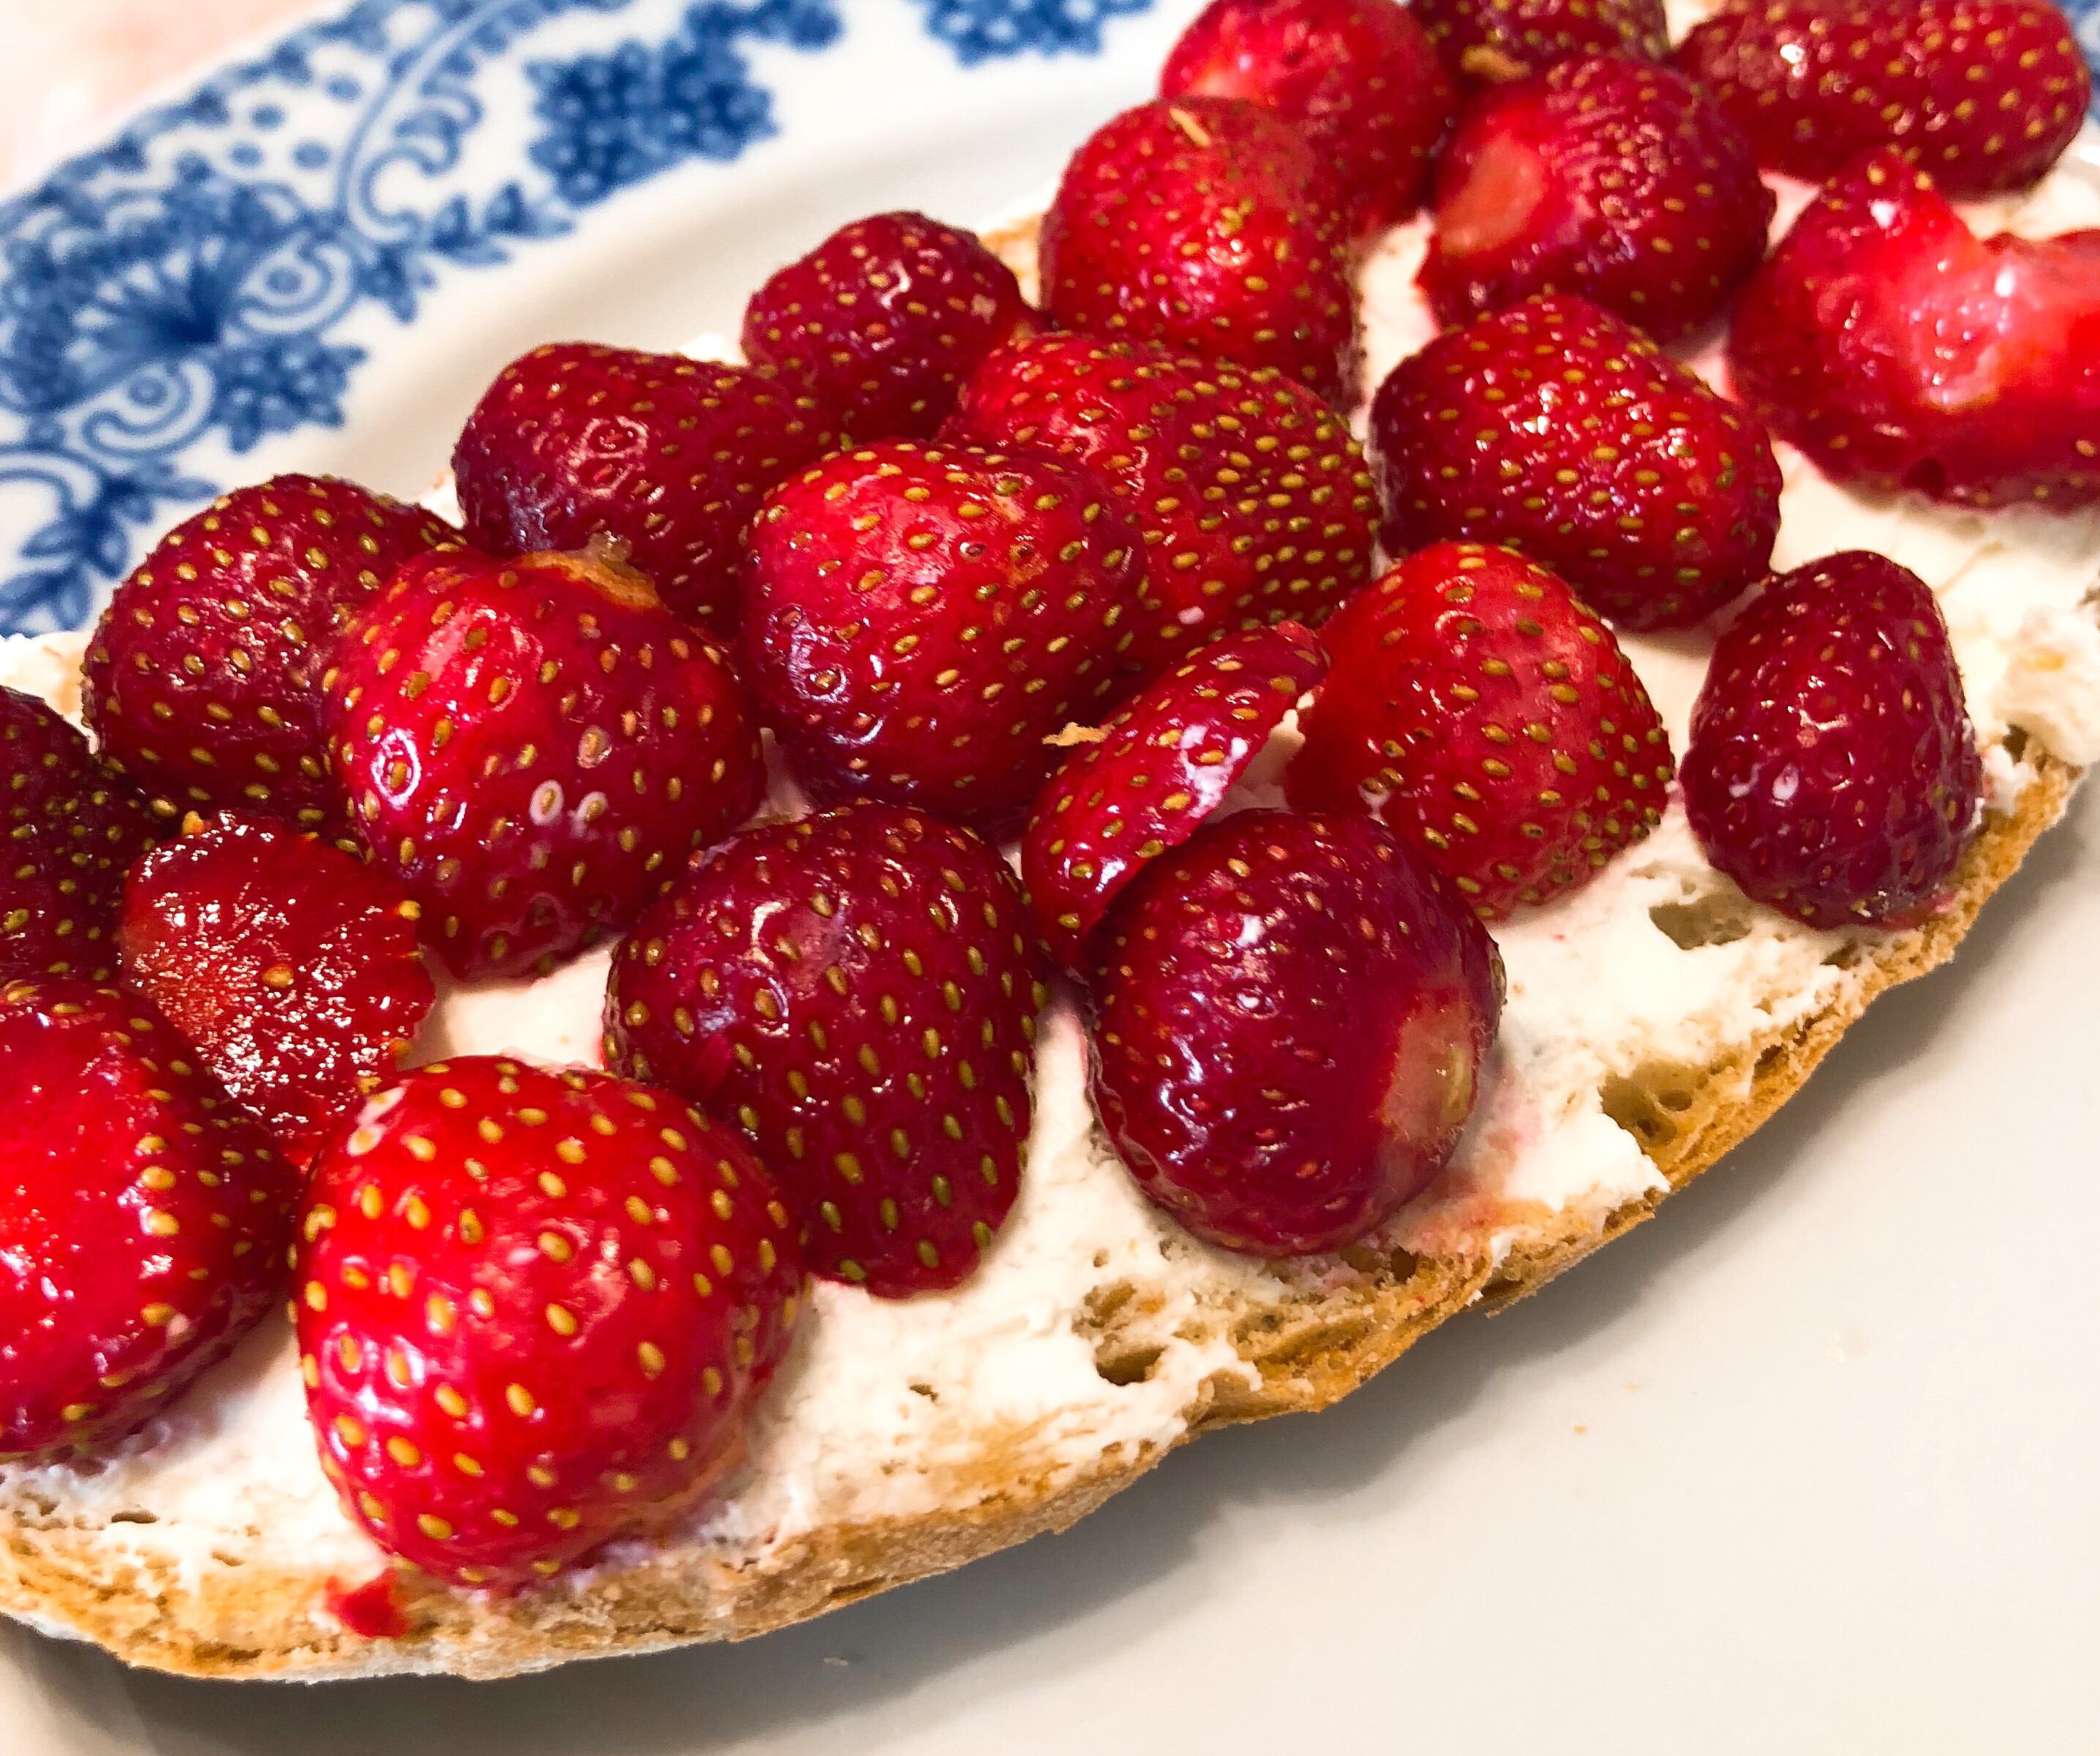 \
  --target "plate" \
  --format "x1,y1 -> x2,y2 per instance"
2,2 -> 2099,1750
